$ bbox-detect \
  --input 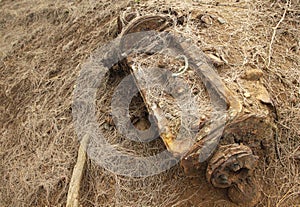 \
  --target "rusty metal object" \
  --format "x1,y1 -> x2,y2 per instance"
206,144 -> 258,189
206,144 -> 260,204
116,14 -> 276,206
119,14 -> 241,157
